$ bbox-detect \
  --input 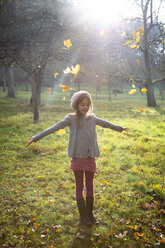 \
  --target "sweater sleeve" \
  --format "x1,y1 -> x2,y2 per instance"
32,115 -> 71,141
94,115 -> 124,132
